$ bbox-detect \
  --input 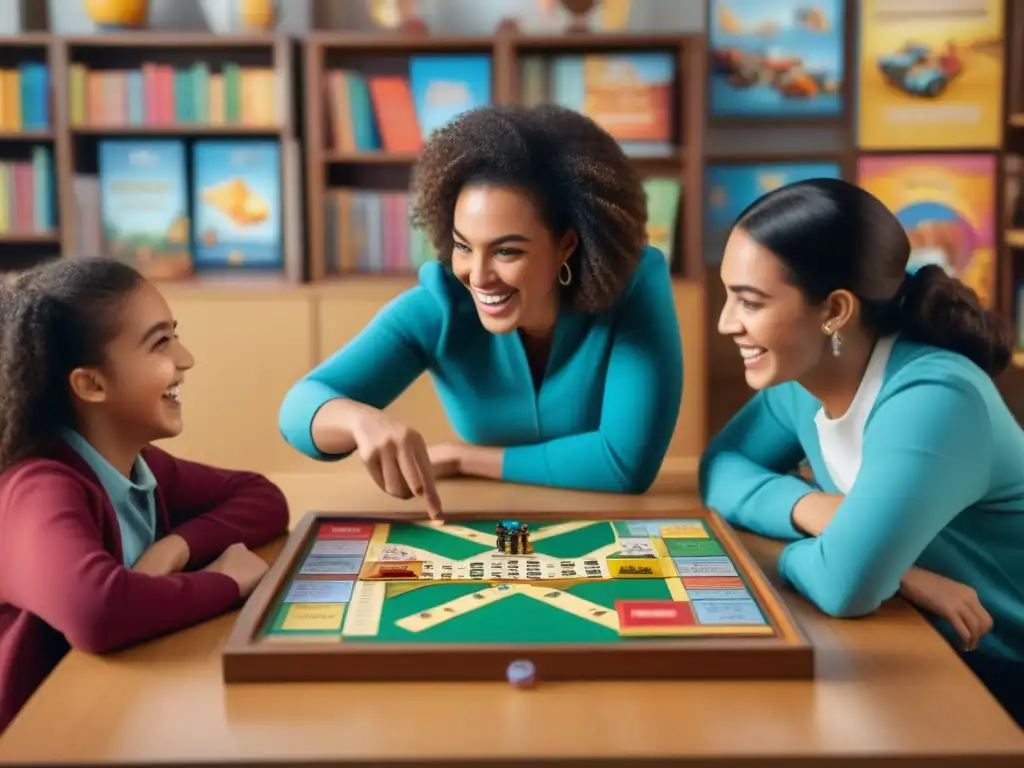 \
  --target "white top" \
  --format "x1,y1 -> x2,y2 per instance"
814,336 -> 896,494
